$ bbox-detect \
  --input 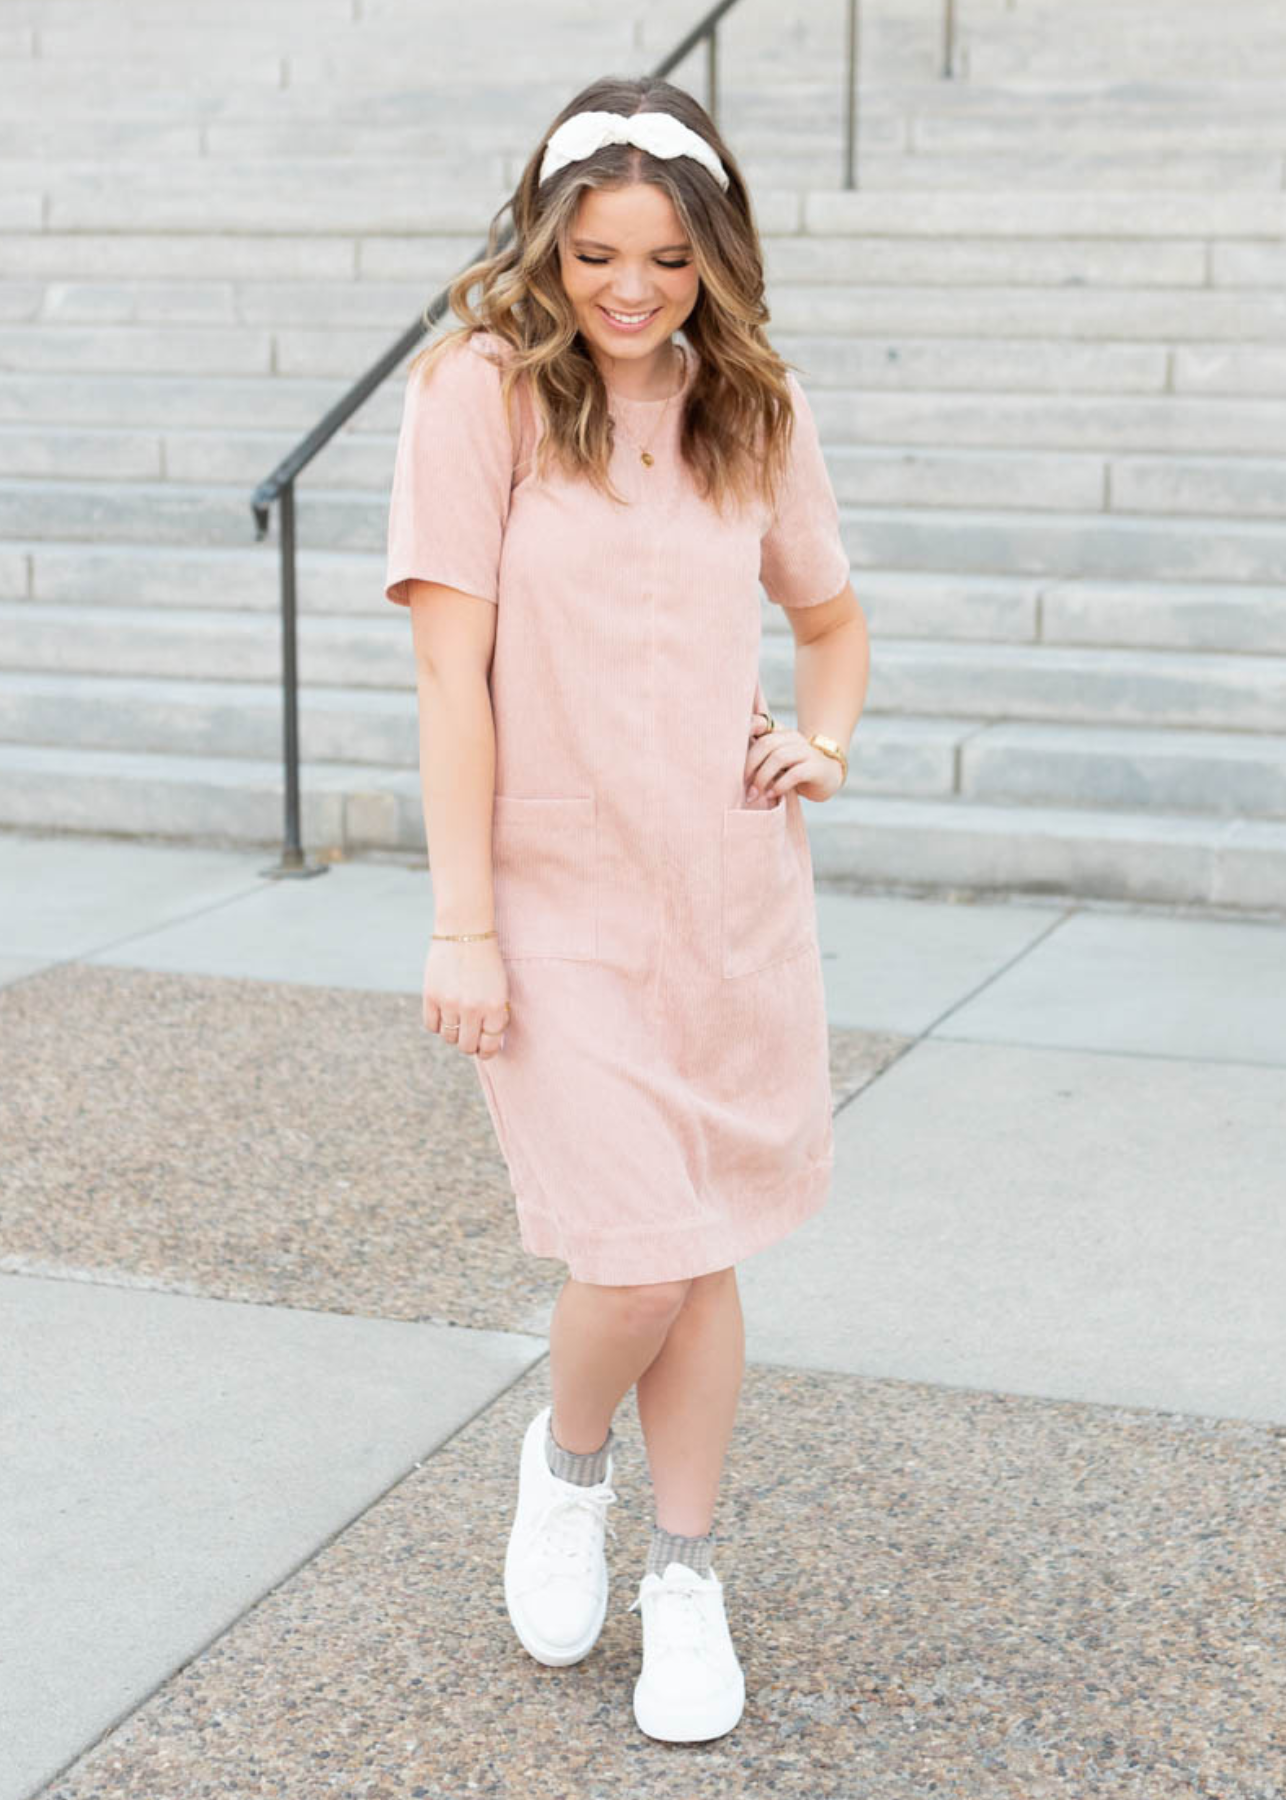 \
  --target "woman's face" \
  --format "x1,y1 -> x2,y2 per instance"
558,182 -> 700,383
